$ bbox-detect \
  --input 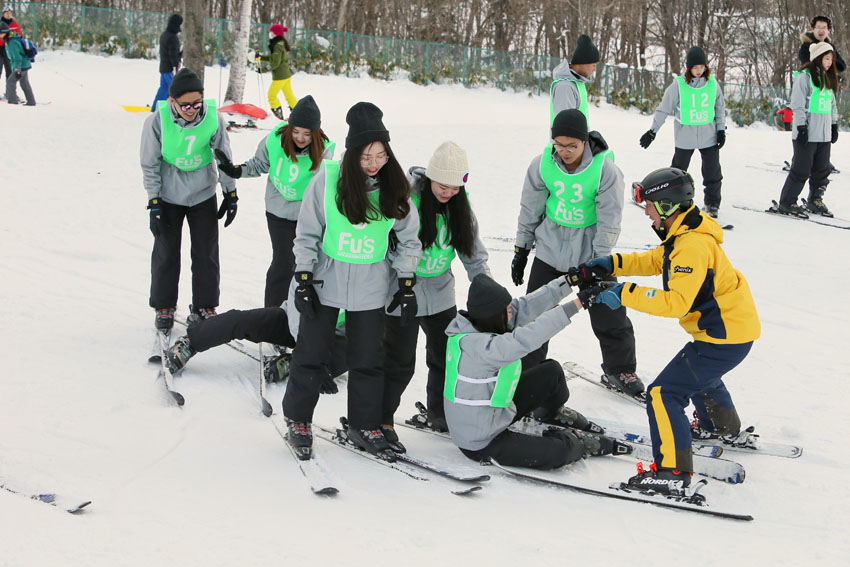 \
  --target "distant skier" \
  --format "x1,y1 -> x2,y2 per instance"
775,104 -> 793,131
259,24 -> 297,120
1,20 -> 34,106
140,68 -> 238,331
0,6 -> 22,88
638,46 -> 727,219
550,34 -> 600,124
582,167 -> 760,494
151,13 -> 182,111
